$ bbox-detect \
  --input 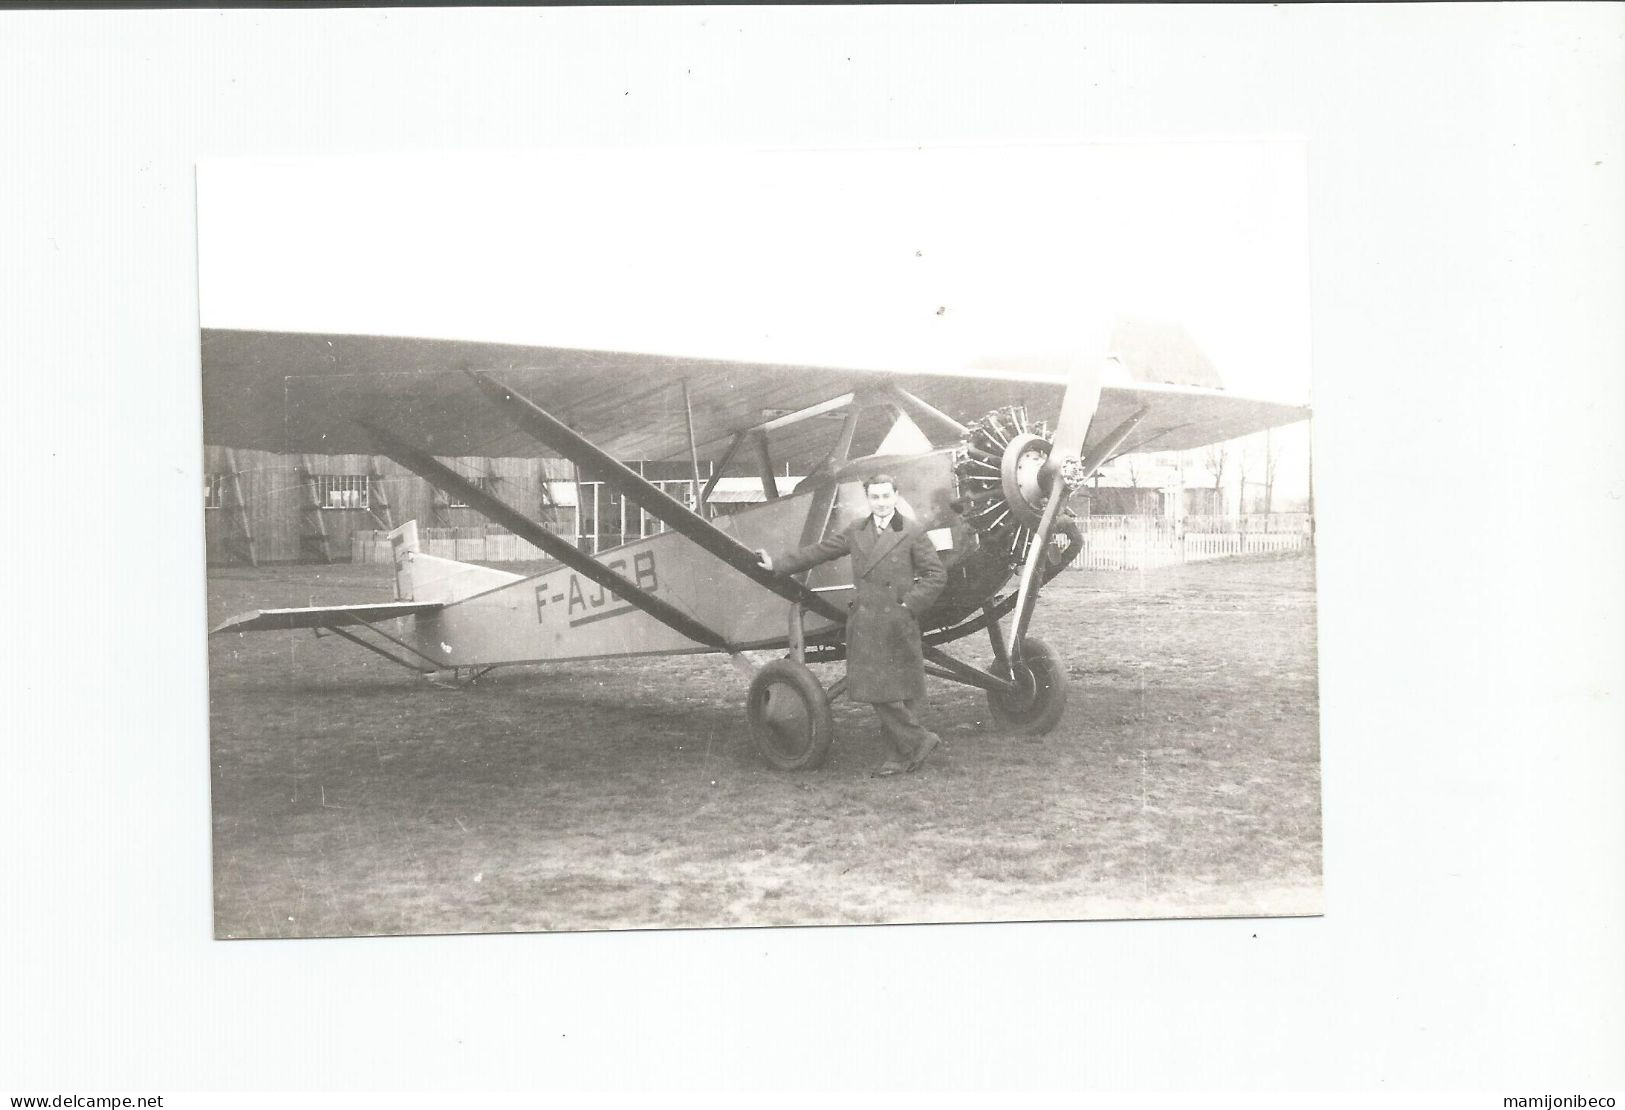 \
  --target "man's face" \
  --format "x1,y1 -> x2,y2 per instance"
866,482 -> 897,516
